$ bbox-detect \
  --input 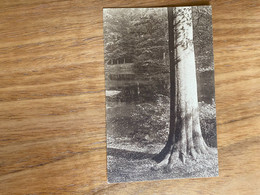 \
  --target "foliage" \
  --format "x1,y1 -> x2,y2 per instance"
199,99 -> 216,120
130,94 -> 170,144
103,8 -> 170,100
103,9 -> 136,64
132,8 -> 169,74
199,99 -> 217,147
109,94 -> 217,147
104,7 -> 214,103
192,6 -> 214,70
